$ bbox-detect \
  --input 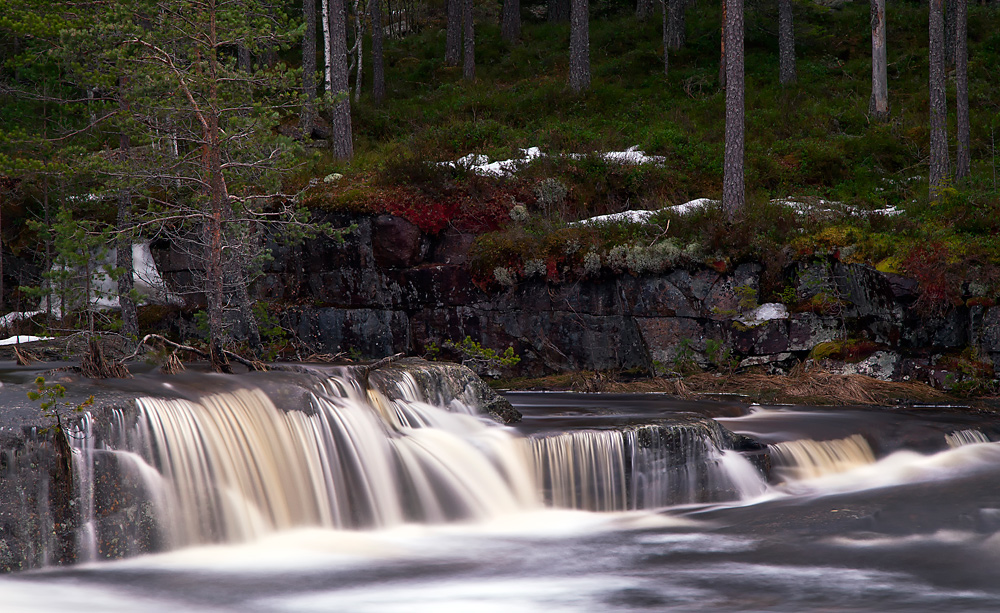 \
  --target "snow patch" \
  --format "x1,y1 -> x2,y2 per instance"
738,302 -> 789,326
442,146 -> 663,177
0,311 -> 44,328
0,335 -> 54,346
